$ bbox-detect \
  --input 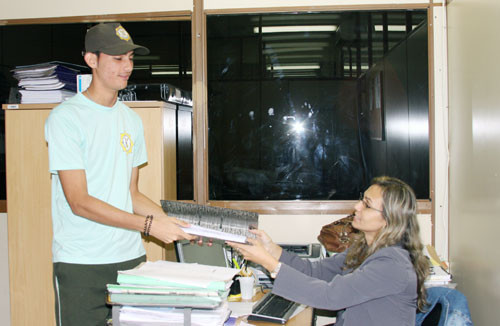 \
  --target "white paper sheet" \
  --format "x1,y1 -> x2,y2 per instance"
181,225 -> 248,243
119,260 -> 240,288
